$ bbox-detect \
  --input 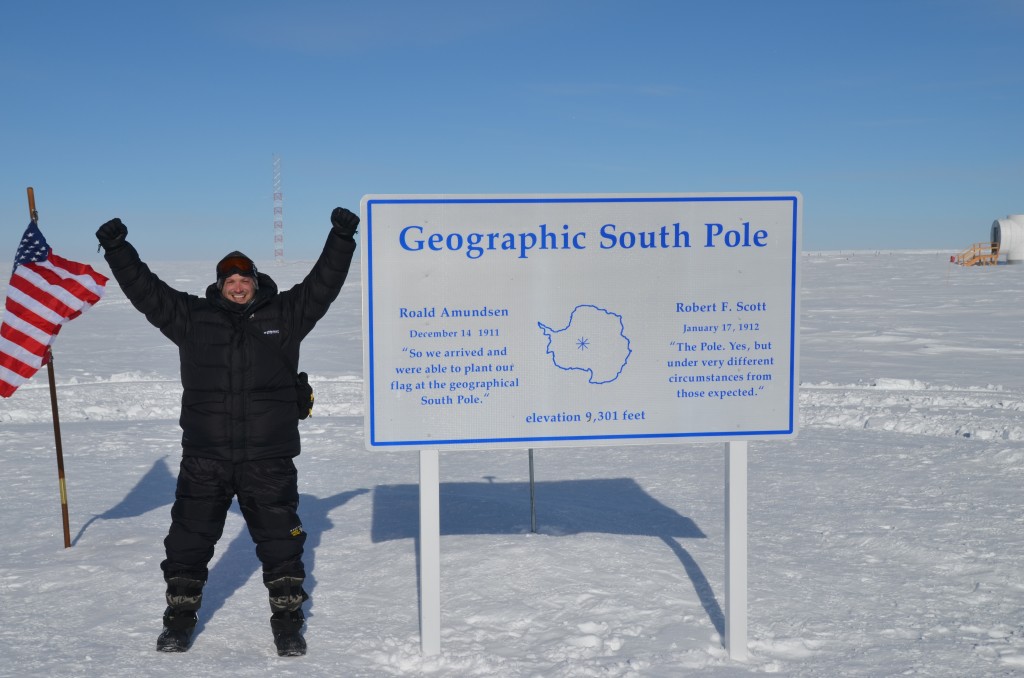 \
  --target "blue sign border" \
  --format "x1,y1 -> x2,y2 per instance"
364,194 -> 800,448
